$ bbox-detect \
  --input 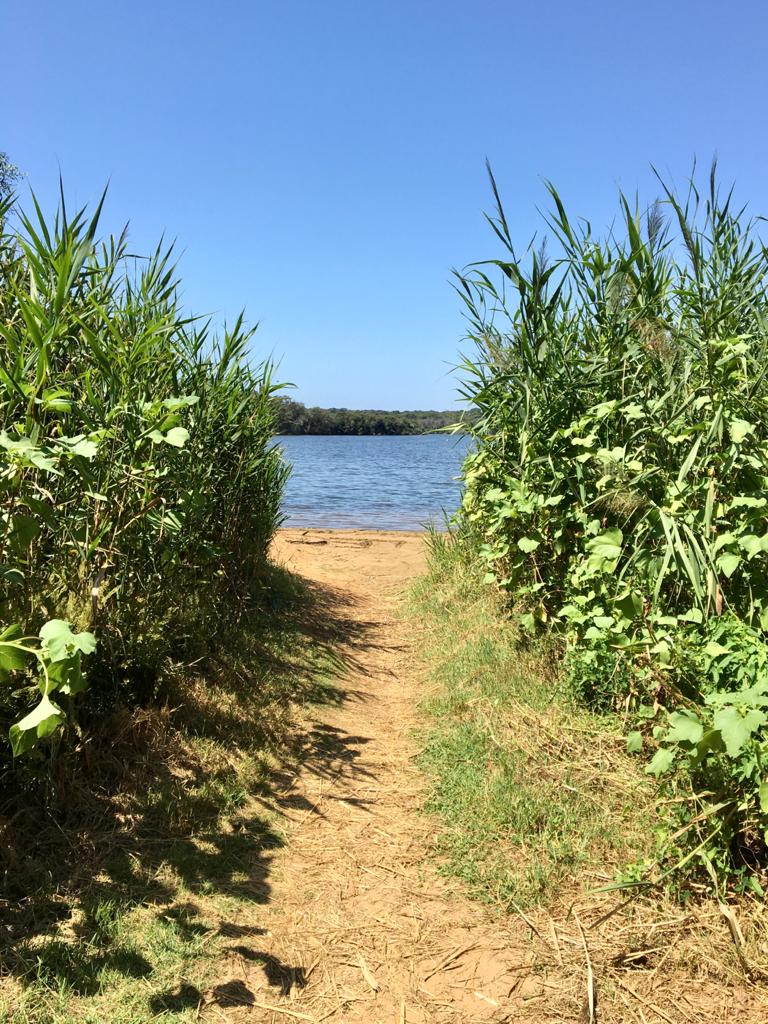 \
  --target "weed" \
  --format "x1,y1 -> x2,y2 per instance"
452,162 -> 768,891
0,185 -> 288,761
